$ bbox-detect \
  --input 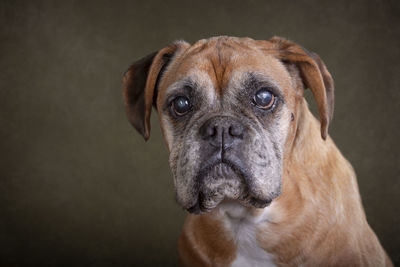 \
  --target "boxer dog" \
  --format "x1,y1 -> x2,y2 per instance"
122,36 -> 393,266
